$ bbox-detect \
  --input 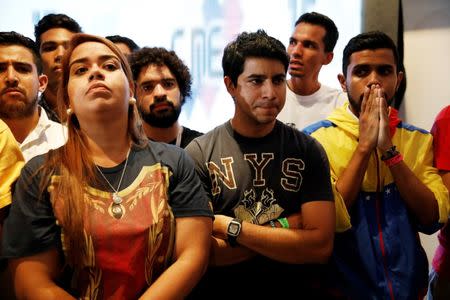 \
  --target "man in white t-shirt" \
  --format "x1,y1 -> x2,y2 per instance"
0,31 -> 66,162
278,12 -> 346,130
